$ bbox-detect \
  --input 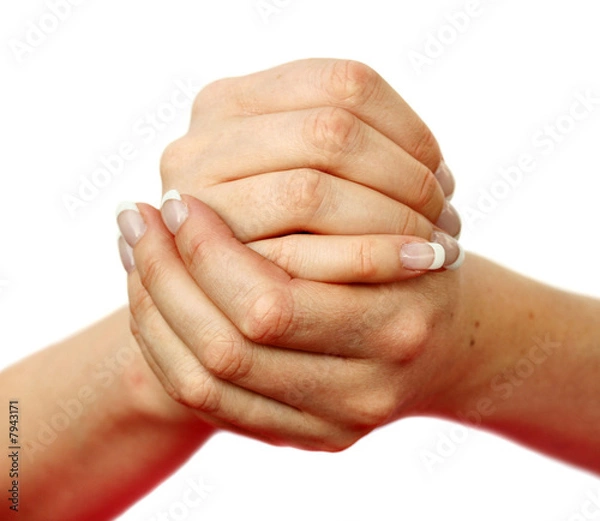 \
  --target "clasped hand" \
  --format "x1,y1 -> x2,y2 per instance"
117,59 -> 468,451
